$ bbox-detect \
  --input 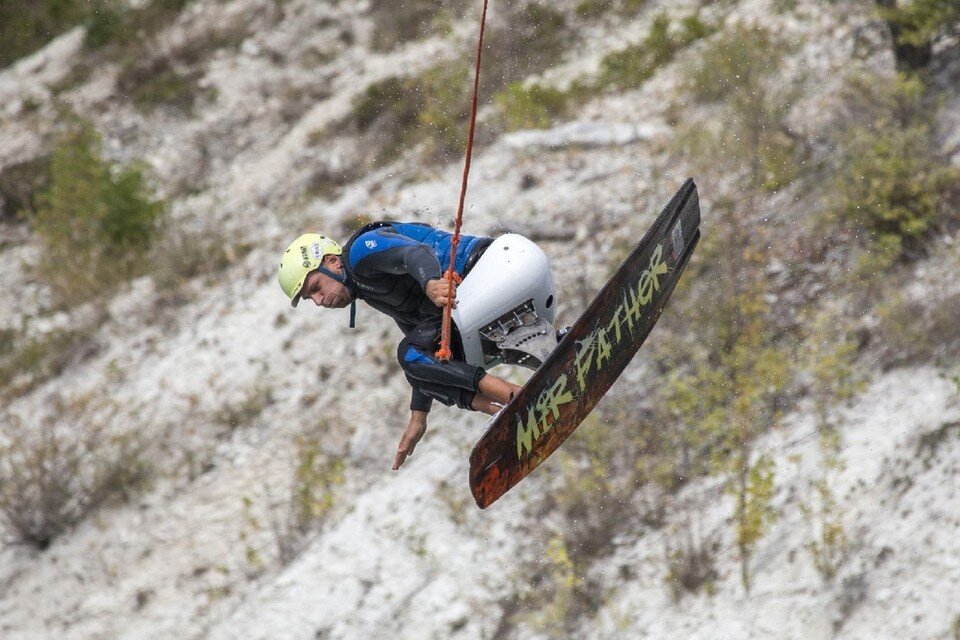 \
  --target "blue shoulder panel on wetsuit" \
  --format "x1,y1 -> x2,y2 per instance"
390,223 -> 478,275
390,222 -> 435,244
348,228 -> 418,270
